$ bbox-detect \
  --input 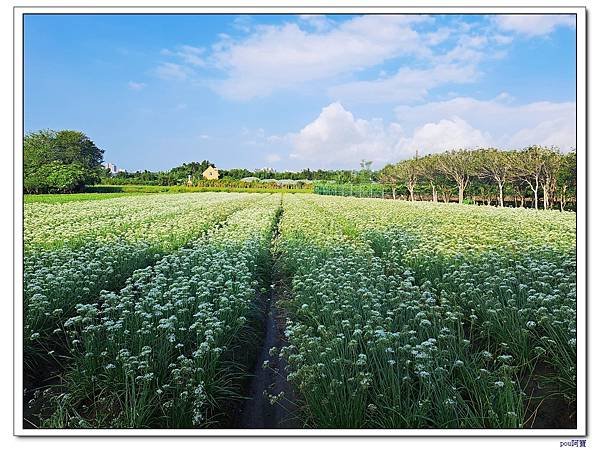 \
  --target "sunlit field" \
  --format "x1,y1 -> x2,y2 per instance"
23,192 -> 576,429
